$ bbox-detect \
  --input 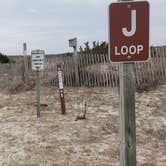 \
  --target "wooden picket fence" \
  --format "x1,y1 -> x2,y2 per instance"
0,46 -> 166,88
61,45 -> 166,87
